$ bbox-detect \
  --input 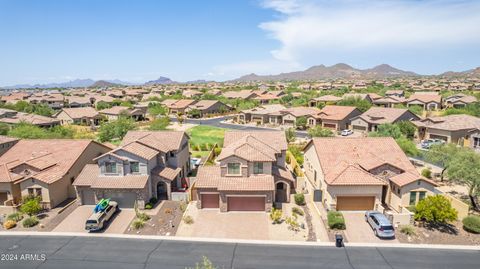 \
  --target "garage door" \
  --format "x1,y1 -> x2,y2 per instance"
352,125 -> 367,131
336,196 -> 375,211
323,123 -> 337,129
201,194 -> 219,208
106,192 -> 137,208
81,189 -> 96,205
0,192 -> 8,205
227,196 -> 265,211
